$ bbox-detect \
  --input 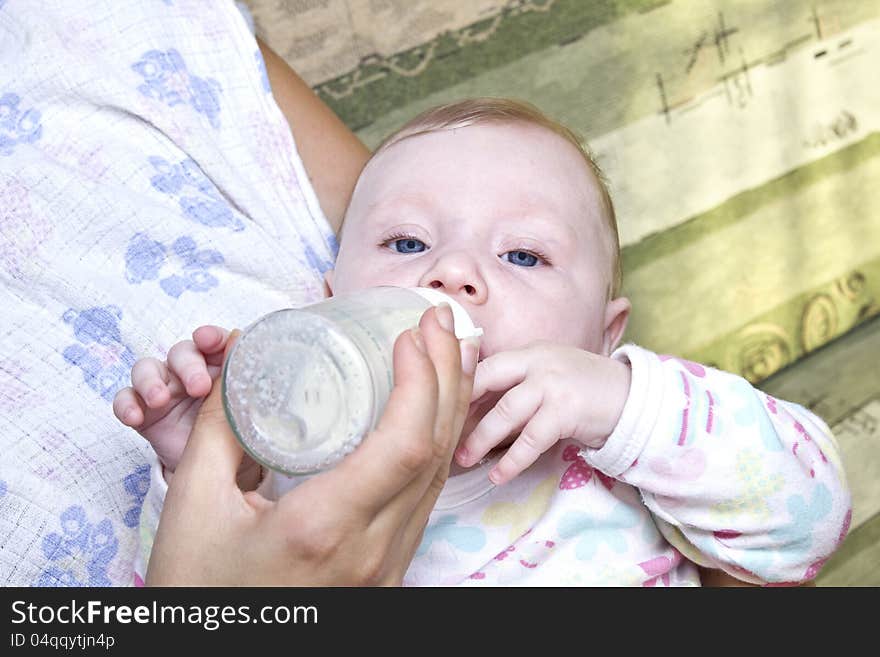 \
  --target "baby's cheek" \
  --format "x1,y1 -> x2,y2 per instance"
492,315 -> 587,352
356,270 -> 420,294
